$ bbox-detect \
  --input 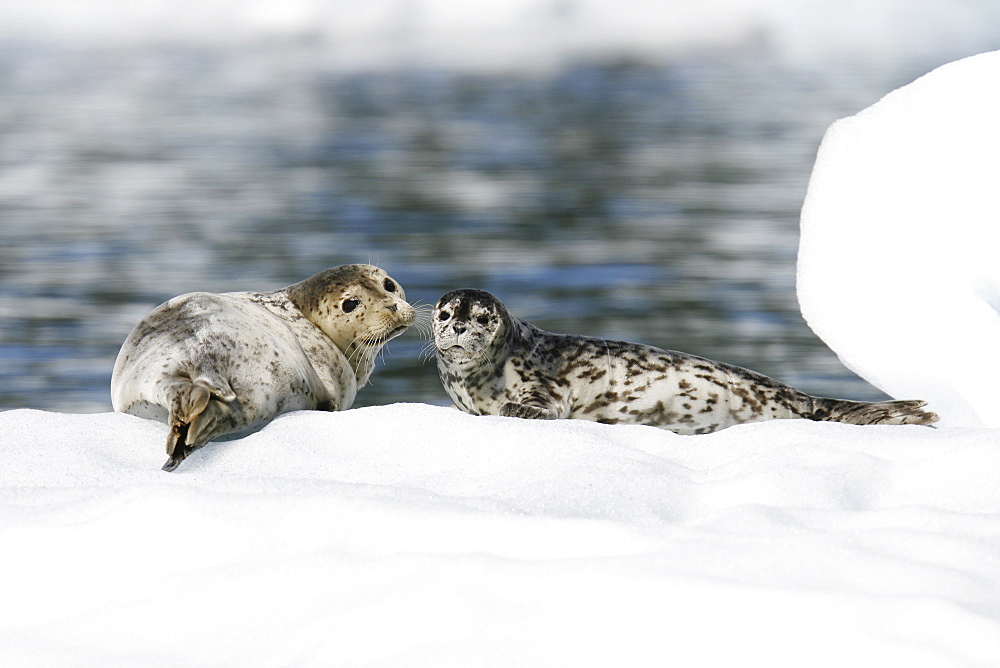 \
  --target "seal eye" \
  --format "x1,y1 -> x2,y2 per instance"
476,315 -> 489,326
383,278 -> 396,293
342,298 -> 360,313
438,311 -> 450,321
